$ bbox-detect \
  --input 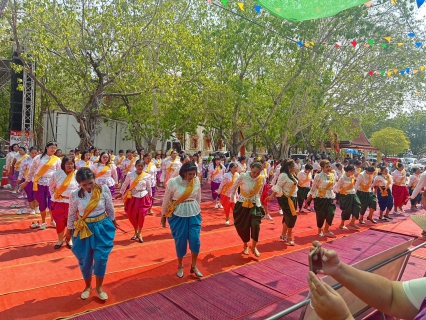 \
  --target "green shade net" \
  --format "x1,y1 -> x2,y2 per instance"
255,0 -> 368,22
